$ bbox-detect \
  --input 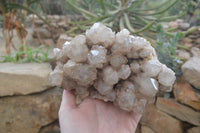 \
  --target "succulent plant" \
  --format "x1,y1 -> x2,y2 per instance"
66,0 -> 184,38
